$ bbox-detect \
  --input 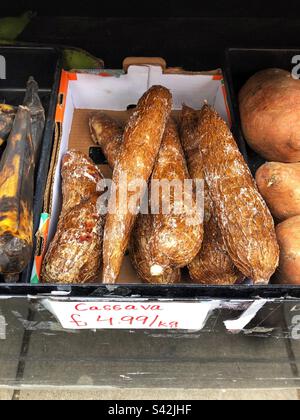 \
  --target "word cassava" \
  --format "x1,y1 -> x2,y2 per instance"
74,303 -> 163,312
